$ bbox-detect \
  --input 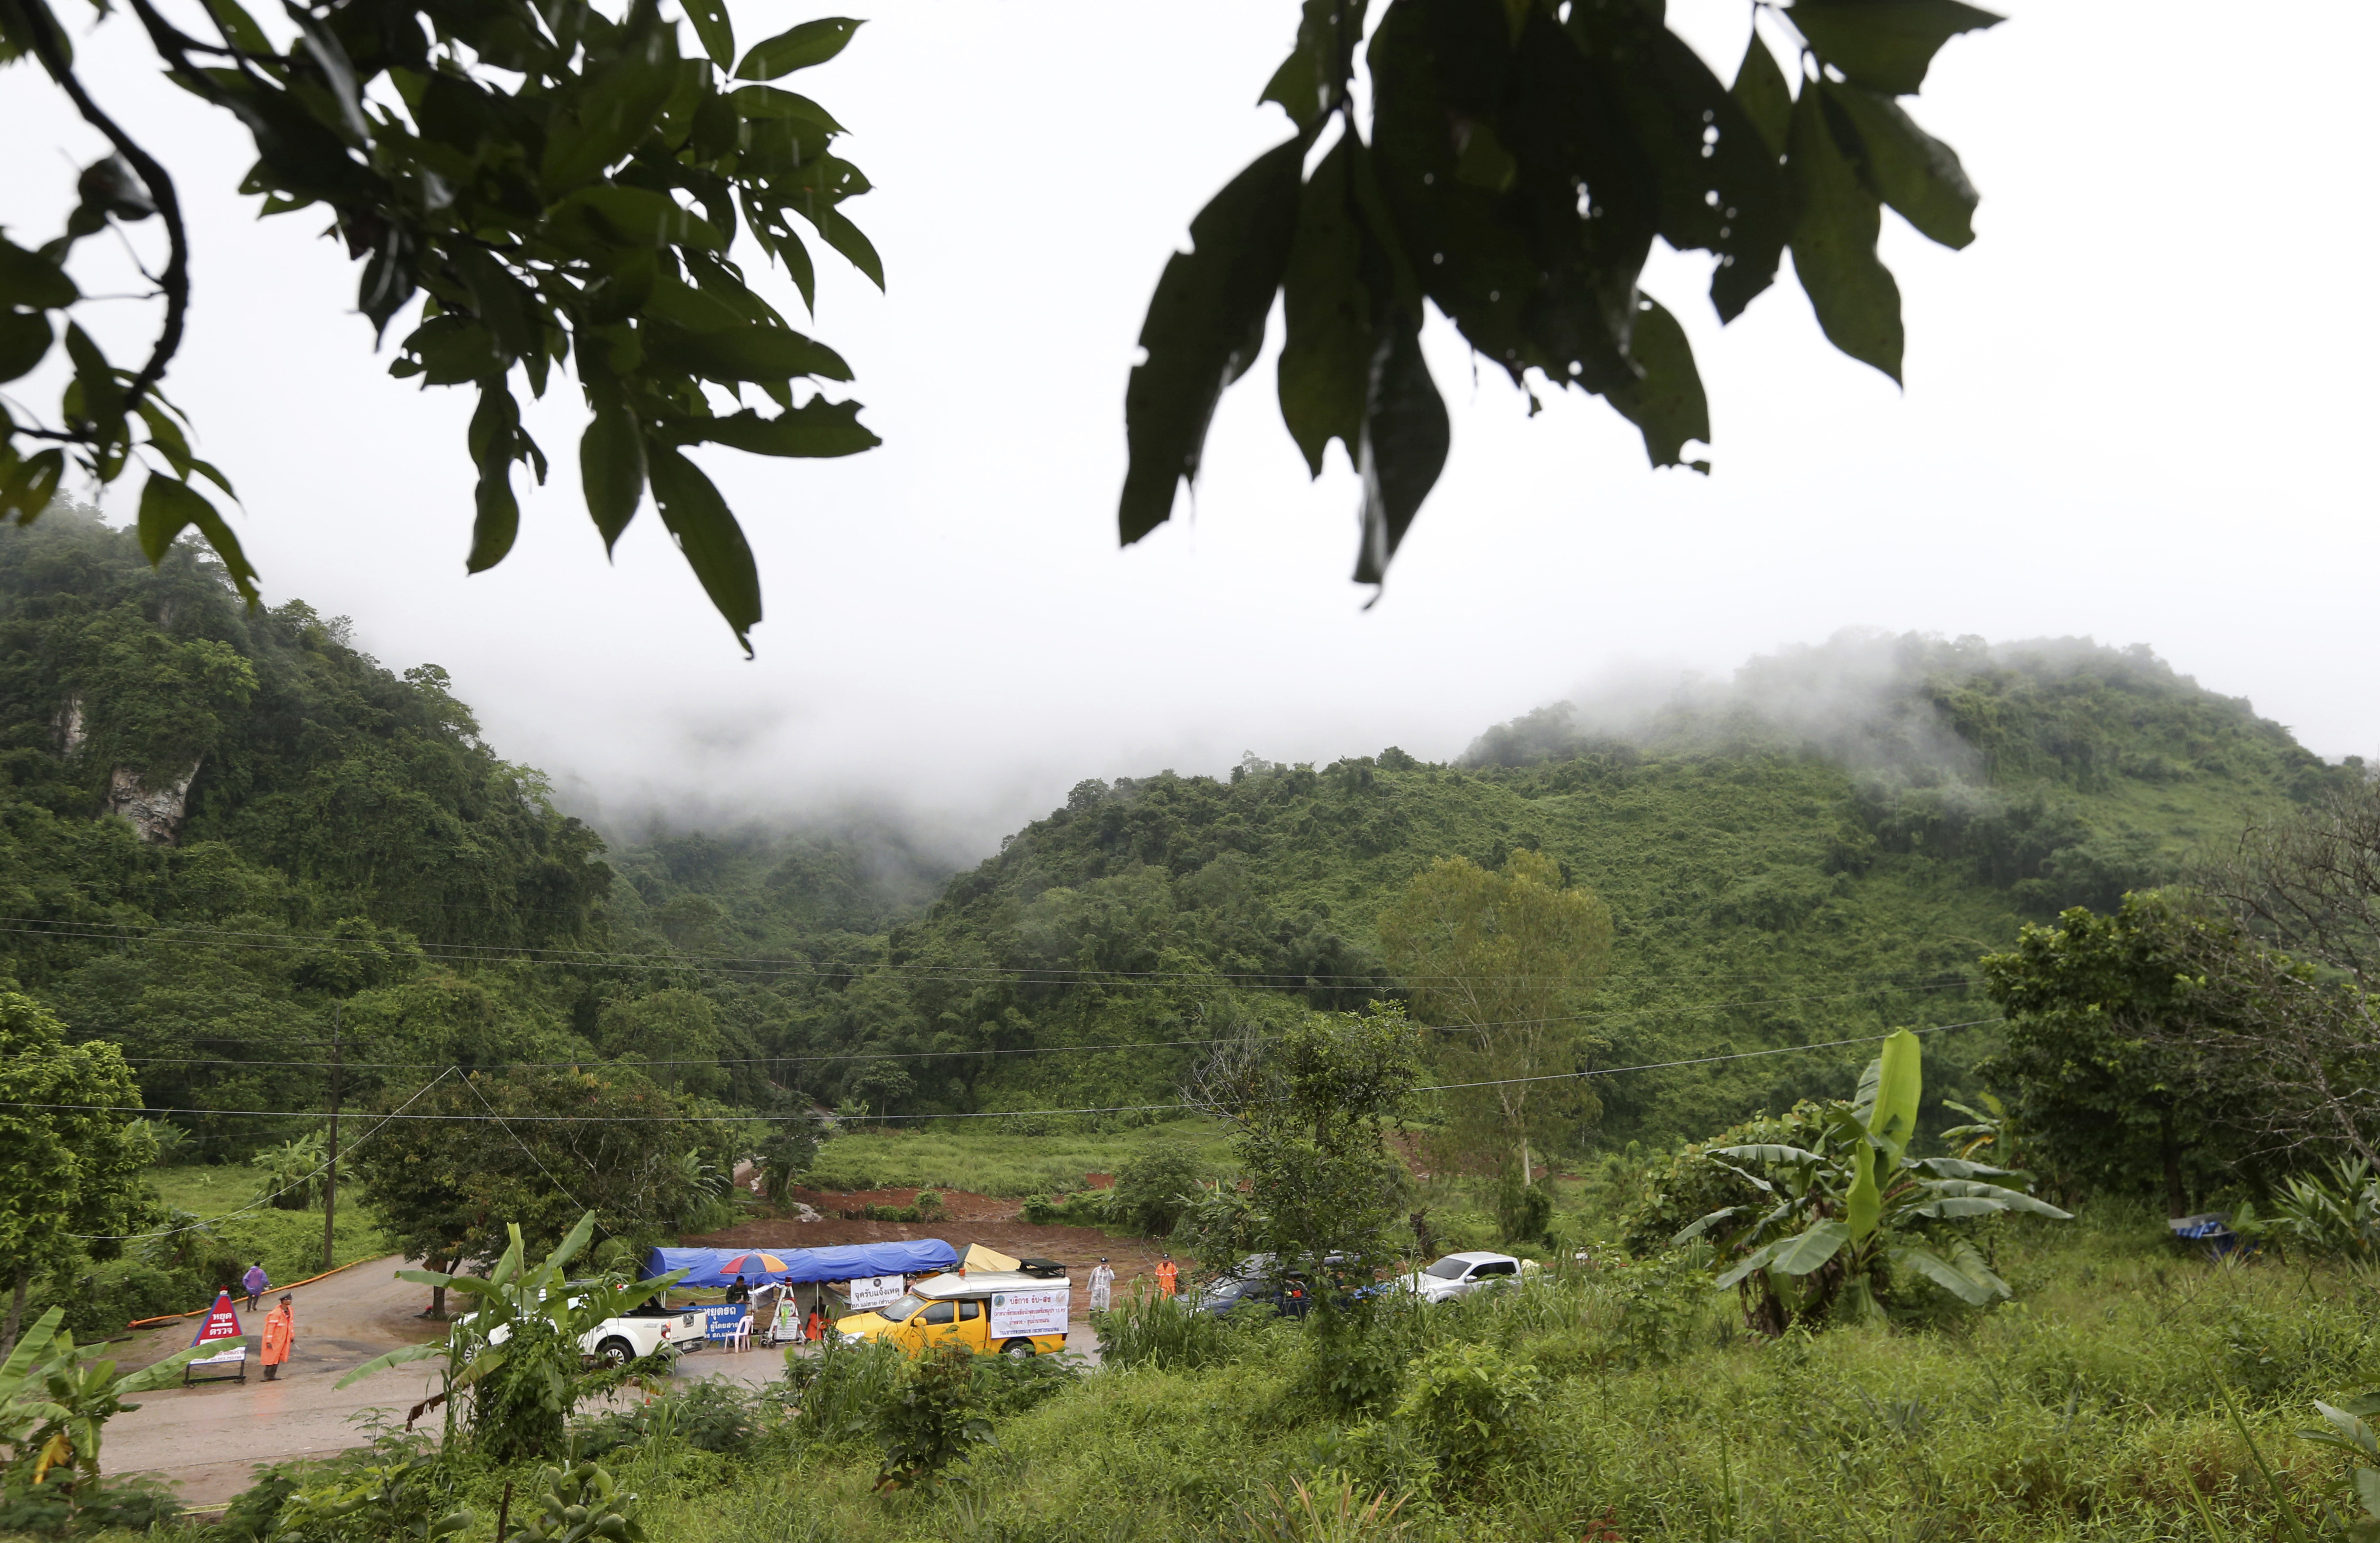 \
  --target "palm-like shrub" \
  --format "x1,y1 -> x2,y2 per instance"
1673,1031 -> 2071,1332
